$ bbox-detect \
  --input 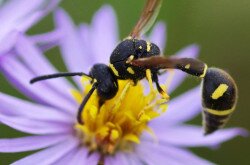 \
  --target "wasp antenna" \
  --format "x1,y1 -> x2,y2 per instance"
30,72 -> 92,84
77,83 -> 98,124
